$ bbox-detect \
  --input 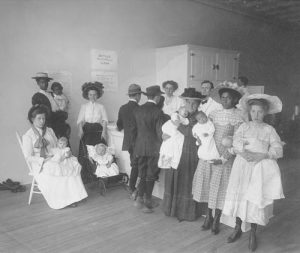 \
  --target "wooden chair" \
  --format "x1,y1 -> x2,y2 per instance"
16,132 -> 42,205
